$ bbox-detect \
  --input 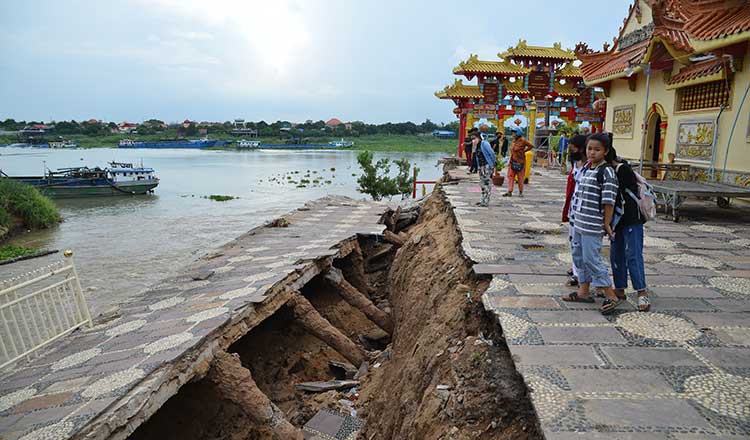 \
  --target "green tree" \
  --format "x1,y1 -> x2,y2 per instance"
356,151 -> 416,200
